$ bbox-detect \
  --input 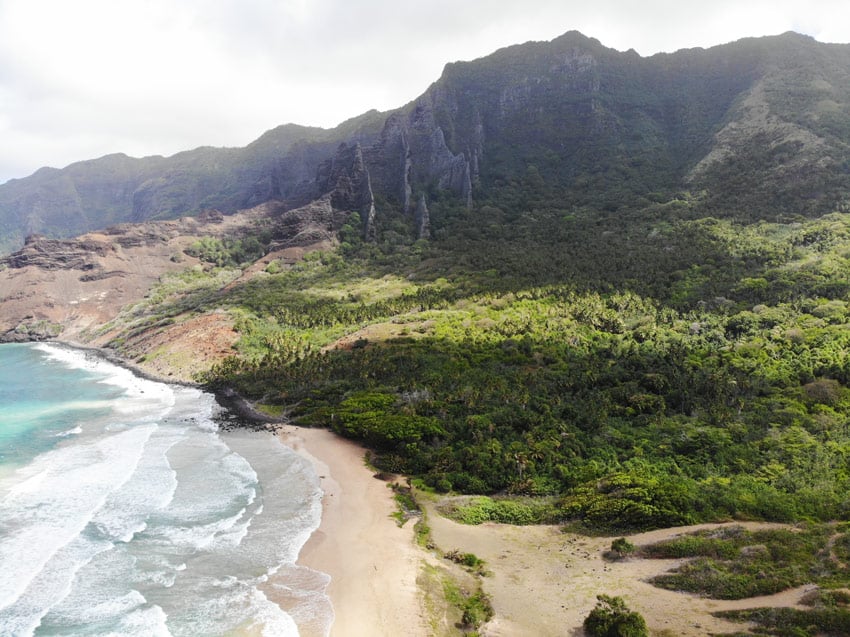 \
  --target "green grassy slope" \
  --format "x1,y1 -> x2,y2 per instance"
153,179 -> 850,532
